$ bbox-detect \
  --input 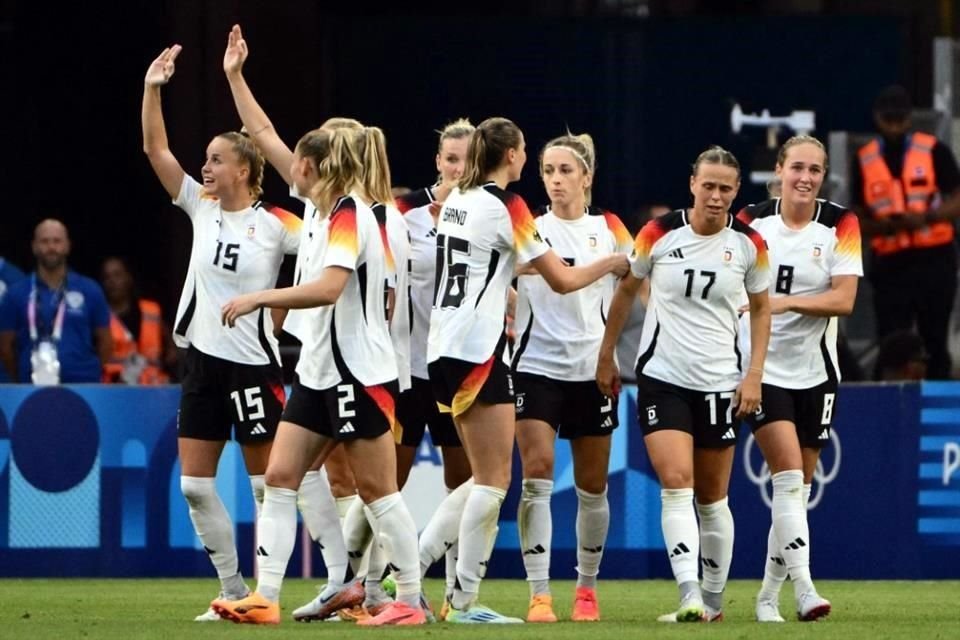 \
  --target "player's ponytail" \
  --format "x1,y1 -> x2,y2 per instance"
459,117 -> 523,191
